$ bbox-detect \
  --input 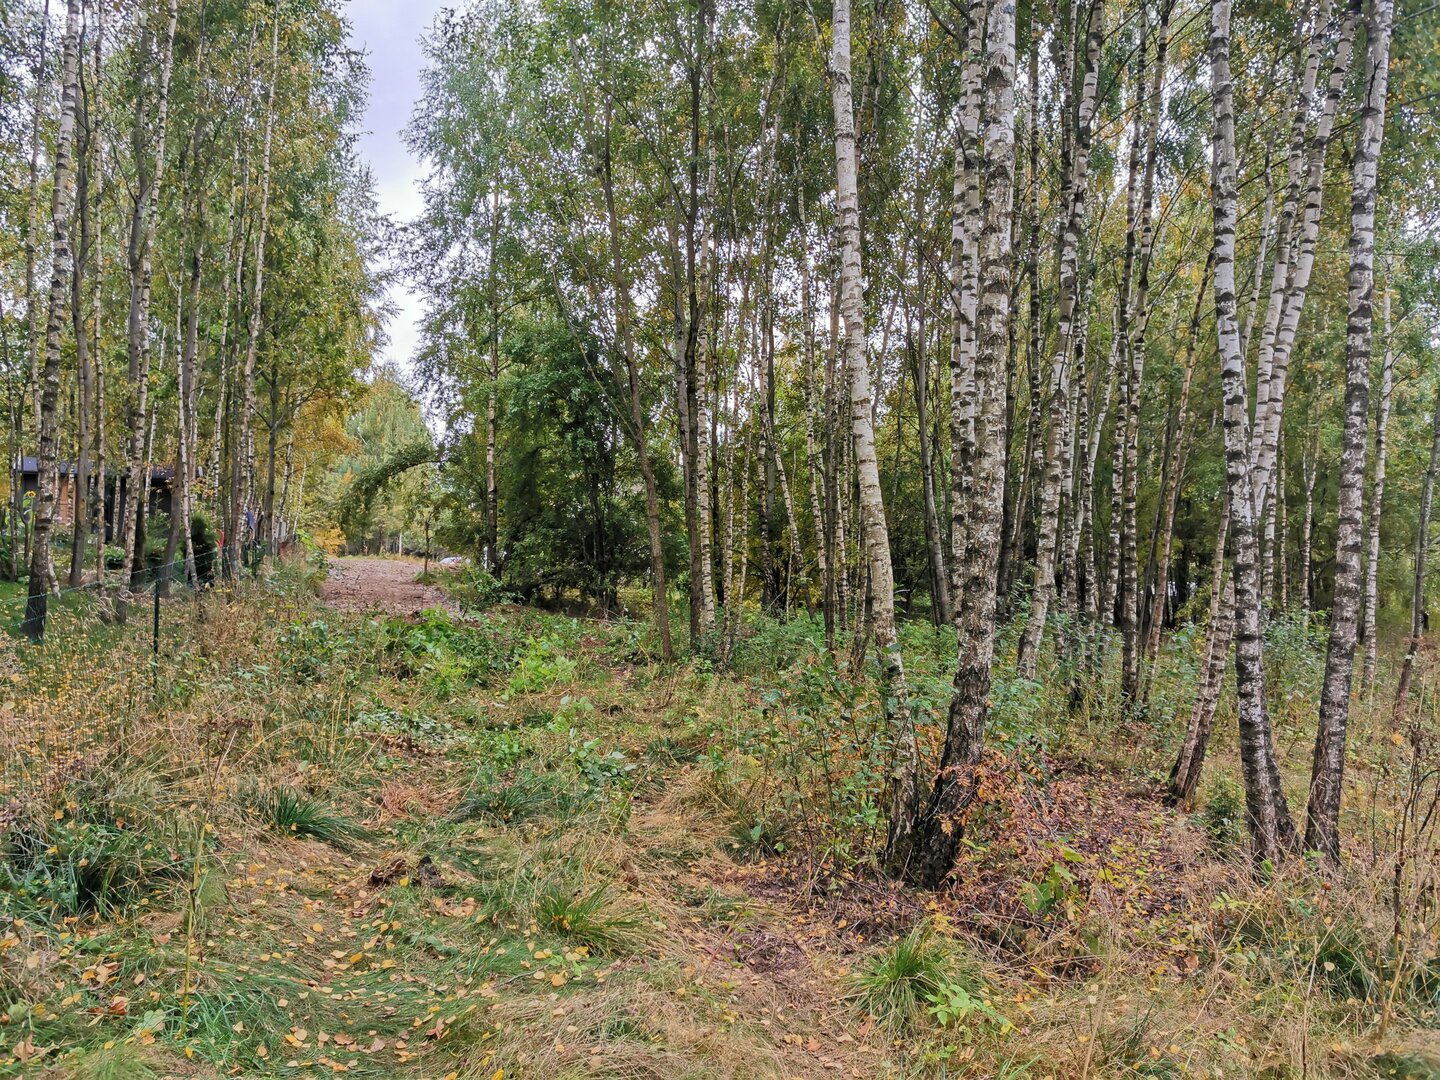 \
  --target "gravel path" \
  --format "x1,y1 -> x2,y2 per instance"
318,556 -> 459,616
